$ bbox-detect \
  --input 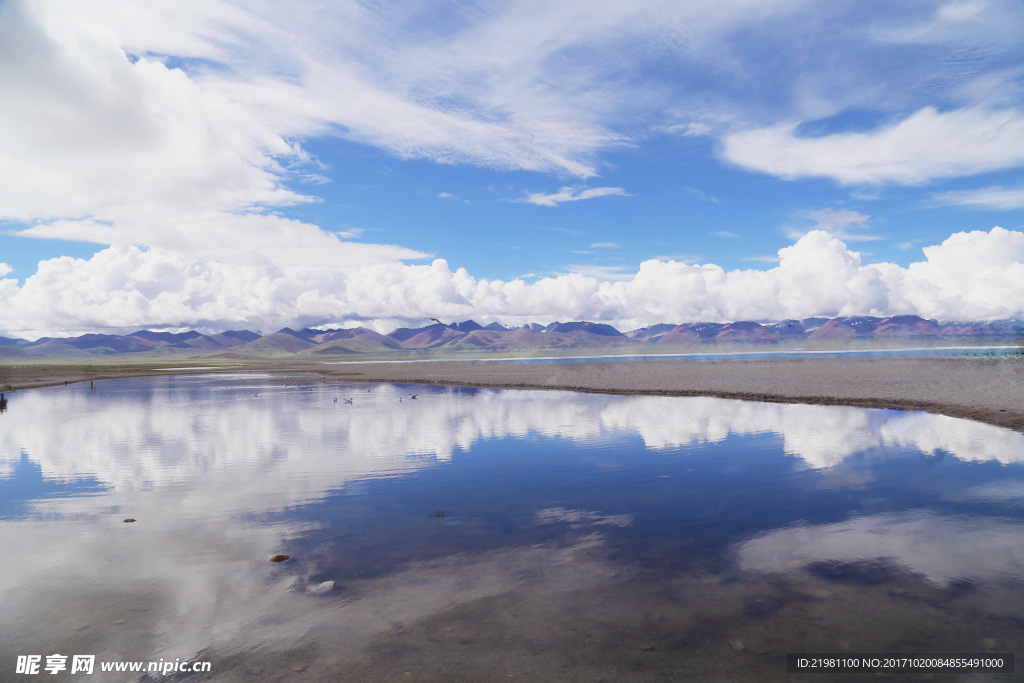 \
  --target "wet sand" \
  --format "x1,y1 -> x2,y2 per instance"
2,356 -> 1022,432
